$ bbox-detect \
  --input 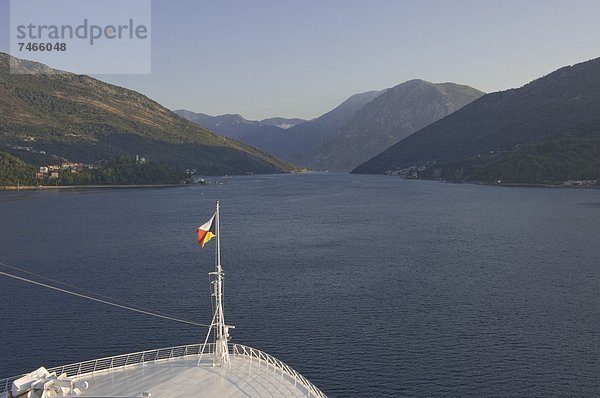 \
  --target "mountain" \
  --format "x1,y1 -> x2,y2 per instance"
299,80 -> 484,171
352,57 -> 600,184
173,111 -> 305,133
172,111 -> 266,140
173,110 -> 307,158
285,90 -> 384,162
177,83 -> 482,172
0,53 -> 295,175
176,90 -> 382,162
